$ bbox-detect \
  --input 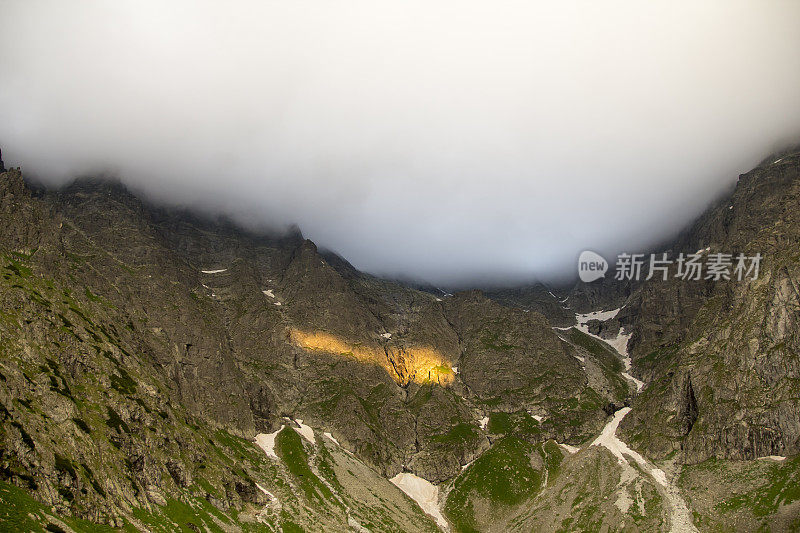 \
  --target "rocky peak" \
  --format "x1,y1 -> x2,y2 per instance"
1,150 -> 799,531
0,168 -> 28,200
